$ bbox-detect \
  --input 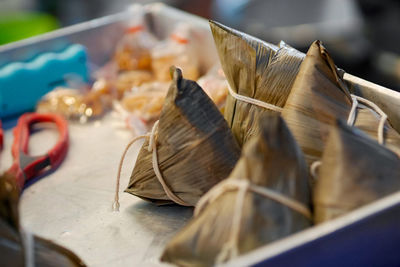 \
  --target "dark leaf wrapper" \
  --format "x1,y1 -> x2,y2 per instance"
161,114 -> 311,266
210,21 -> 304,147
126,67 -> 241,206
314,120 -> 400,223
282,41 -> 400,165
